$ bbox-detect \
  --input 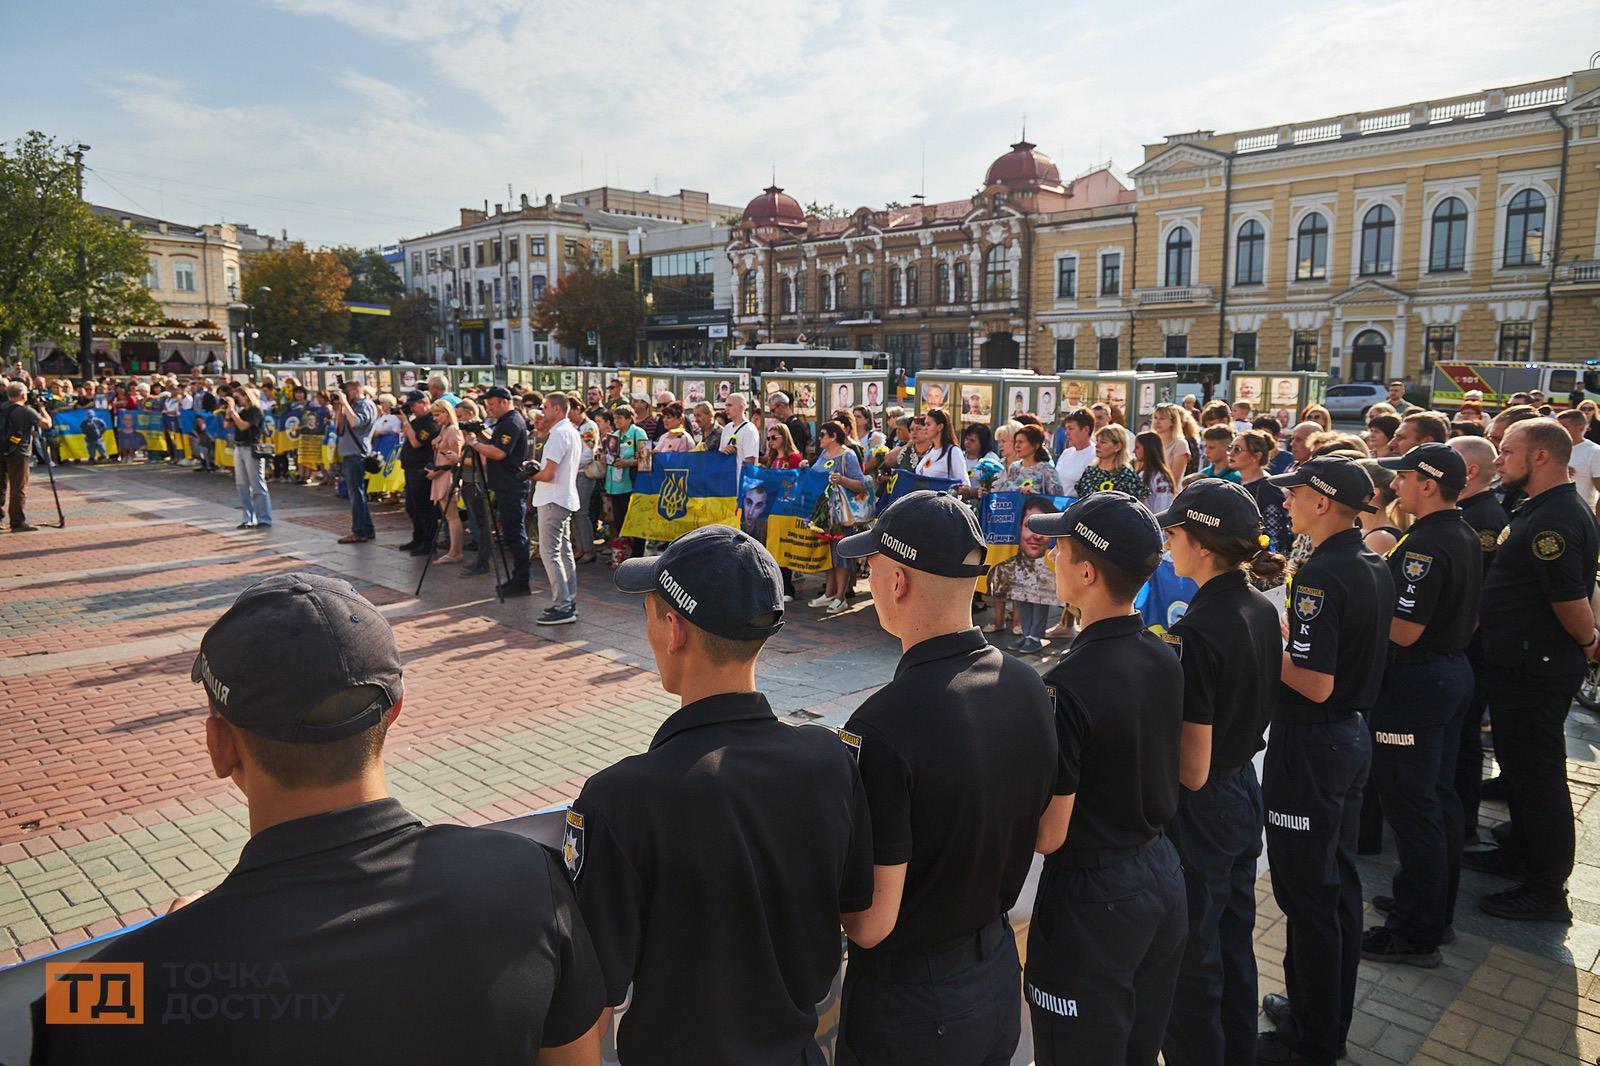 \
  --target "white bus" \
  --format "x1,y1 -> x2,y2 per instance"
1133,357 -> 1247,402
729,343 -> 890,374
